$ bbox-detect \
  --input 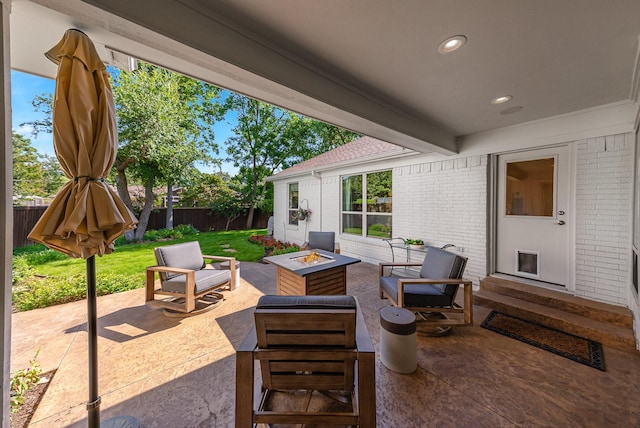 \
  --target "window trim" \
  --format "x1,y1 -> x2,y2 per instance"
341,170 -> 392,239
